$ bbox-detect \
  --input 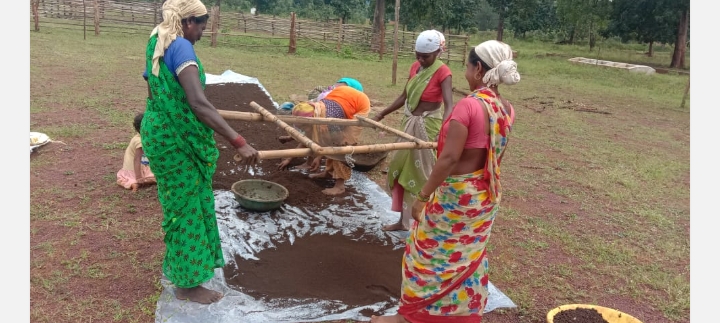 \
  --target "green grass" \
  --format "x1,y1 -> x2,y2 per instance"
30,25 -> 689,323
